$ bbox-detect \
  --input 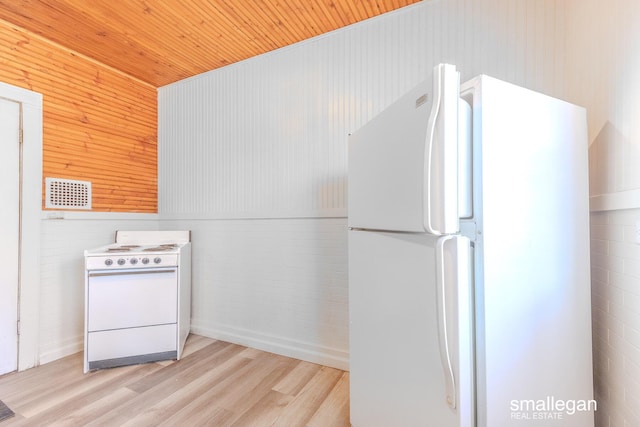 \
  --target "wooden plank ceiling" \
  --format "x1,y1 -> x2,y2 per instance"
0,0 -> 421,87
